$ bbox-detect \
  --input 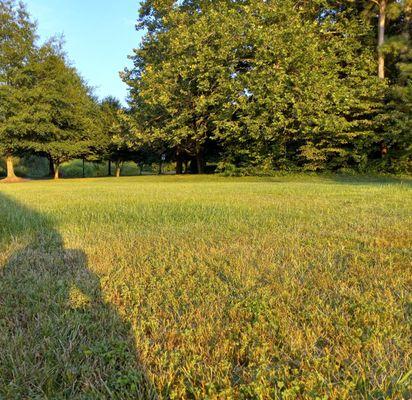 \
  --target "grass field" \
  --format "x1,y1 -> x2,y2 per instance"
0,175 -> 411,399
